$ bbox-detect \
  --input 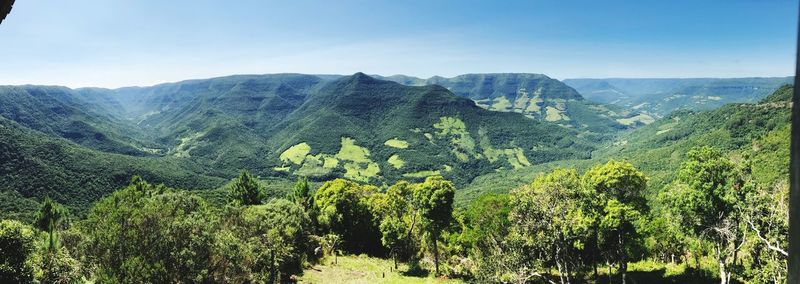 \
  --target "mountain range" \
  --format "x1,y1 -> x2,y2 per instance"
564,77 -> 793,117
0,72 -> 792,219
